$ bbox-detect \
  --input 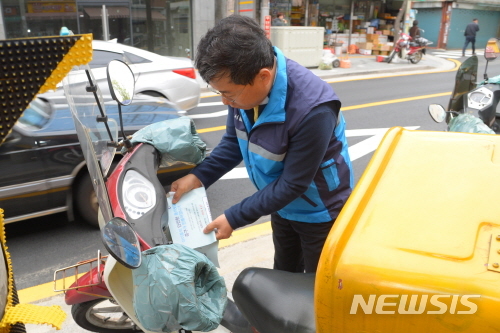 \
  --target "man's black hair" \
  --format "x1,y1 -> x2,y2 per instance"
195,15 -> 274,85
